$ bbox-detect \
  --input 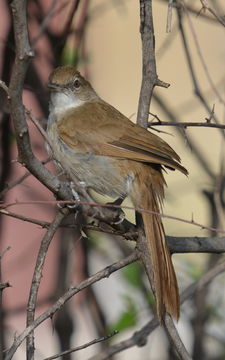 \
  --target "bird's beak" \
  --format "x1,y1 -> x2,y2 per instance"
47,82 -> 60,91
